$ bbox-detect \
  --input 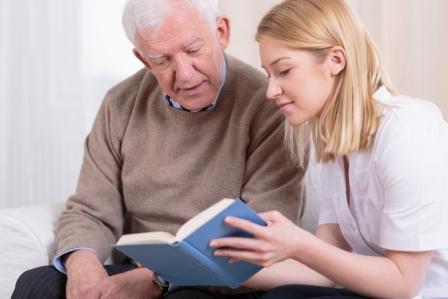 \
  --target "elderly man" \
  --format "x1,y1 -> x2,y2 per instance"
12,0 -> 305,298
